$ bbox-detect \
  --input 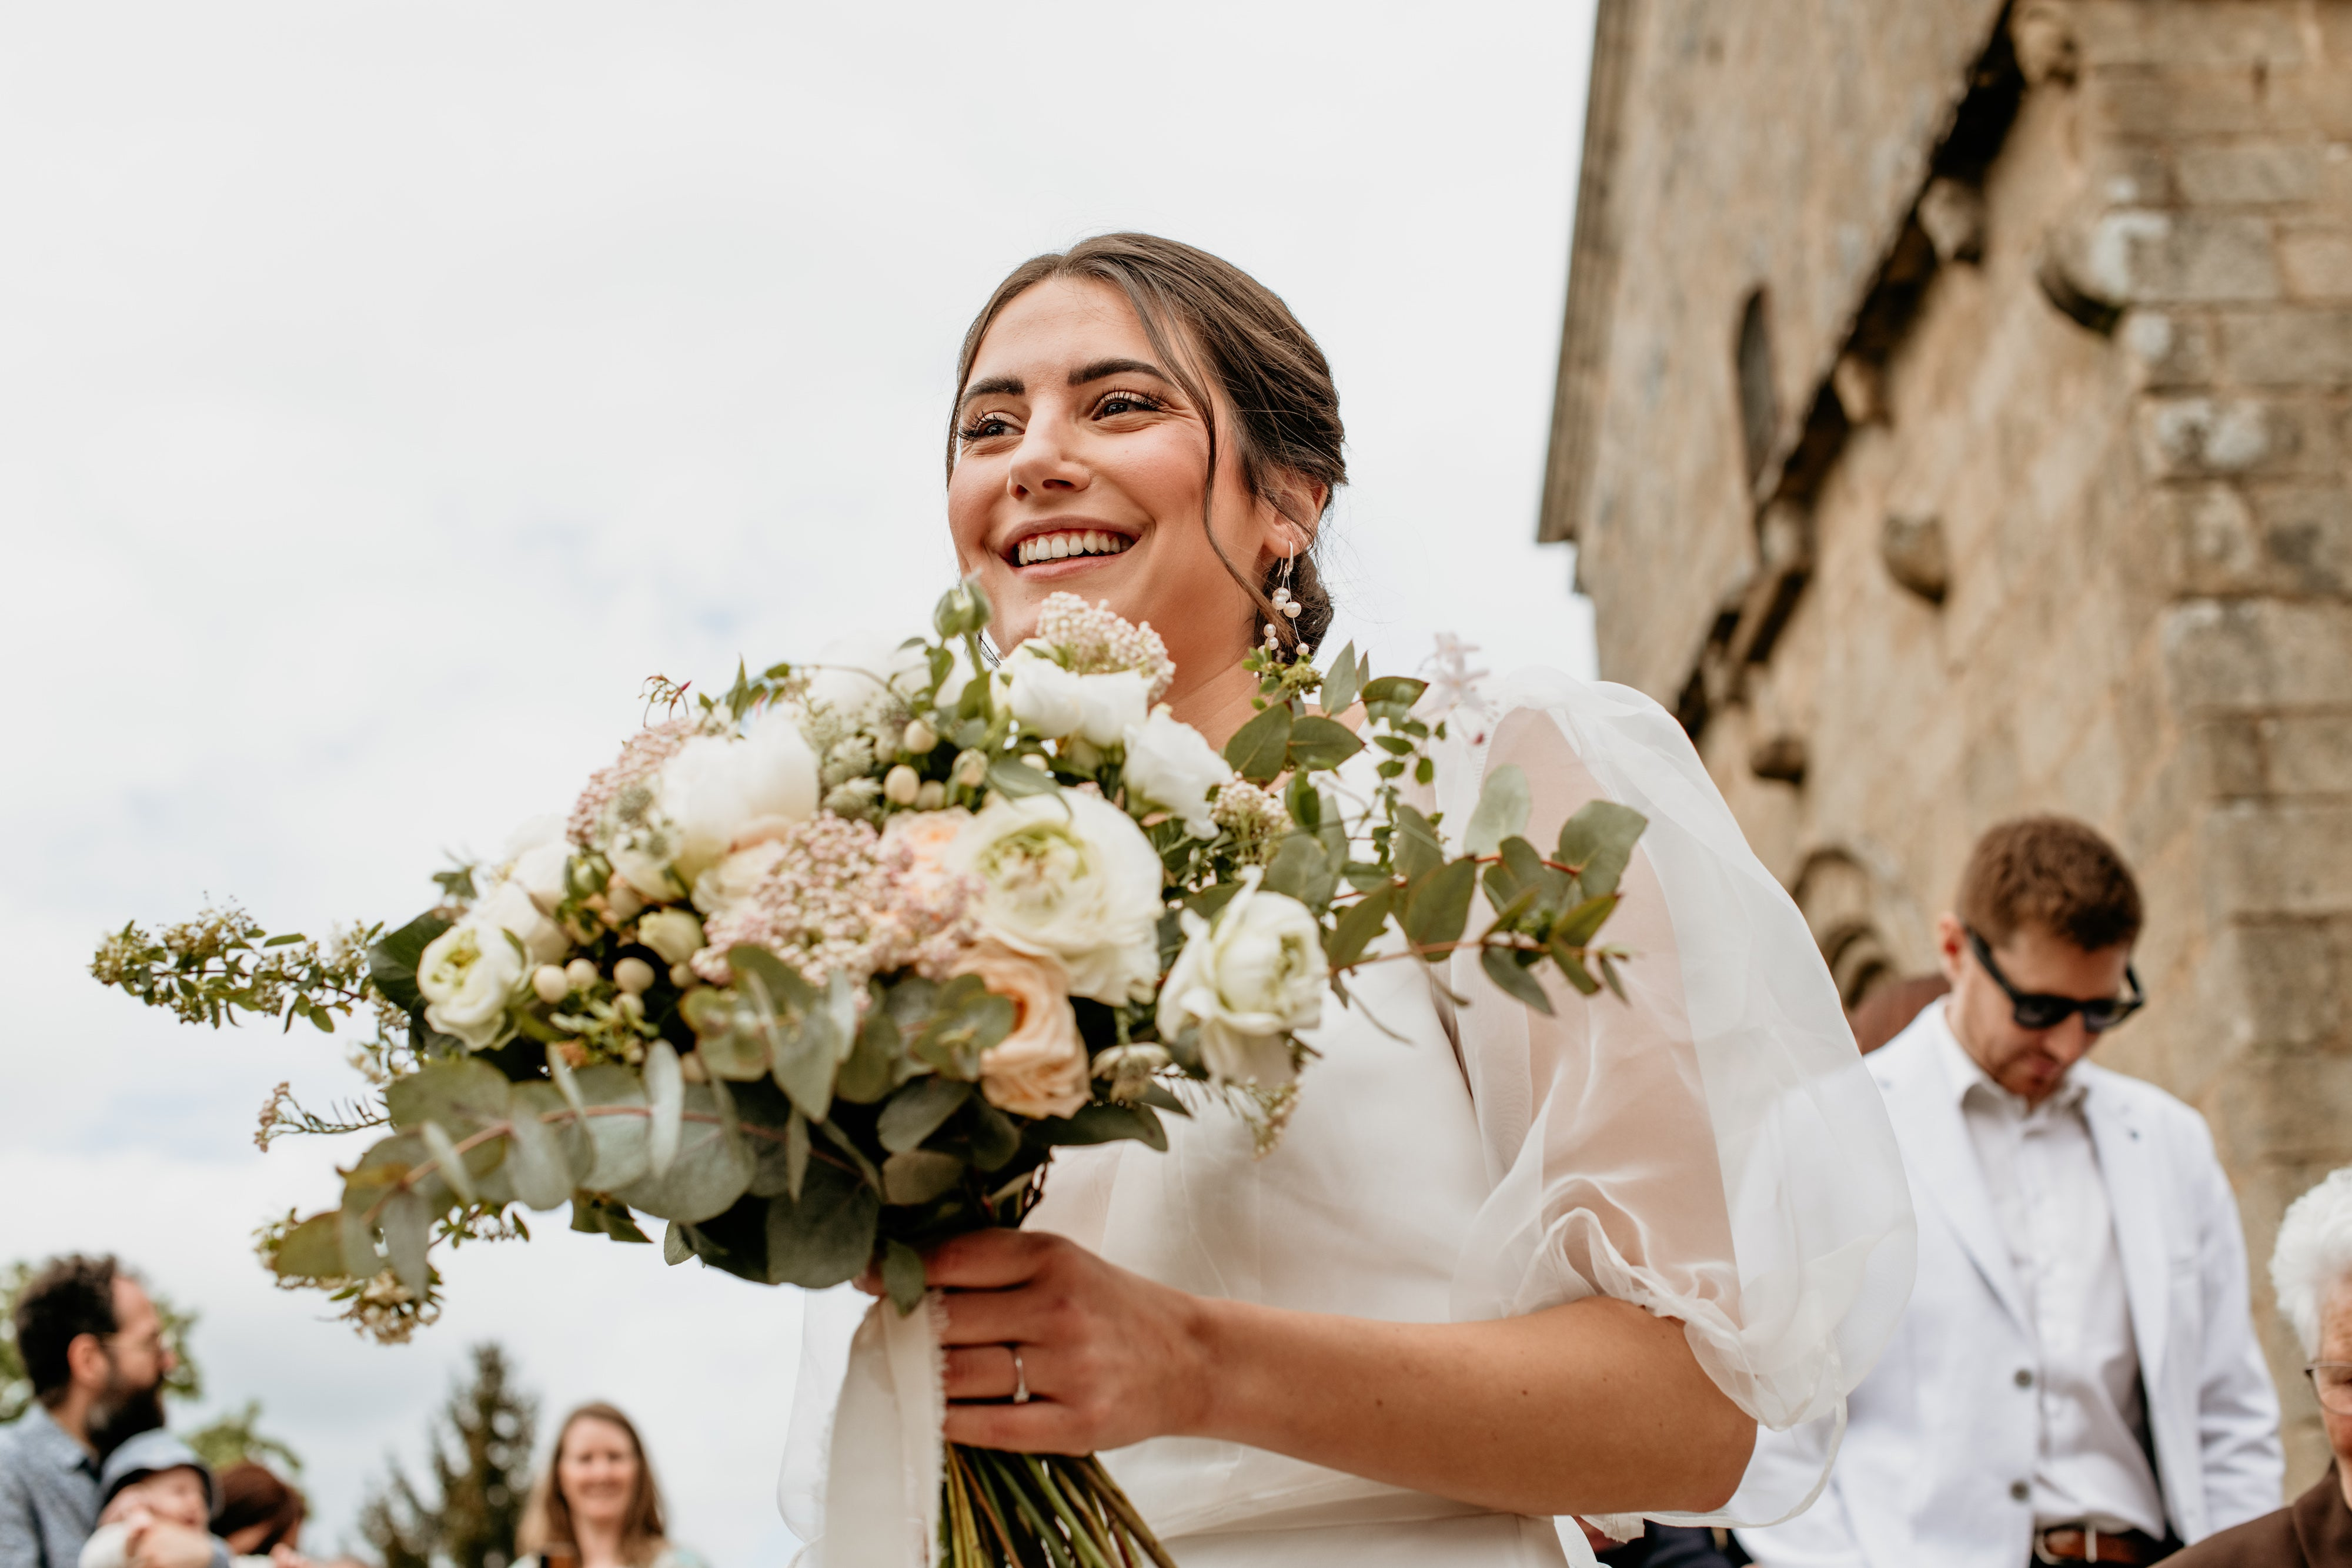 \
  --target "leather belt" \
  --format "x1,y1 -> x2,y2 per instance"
2033,1523 -> 2166,1564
